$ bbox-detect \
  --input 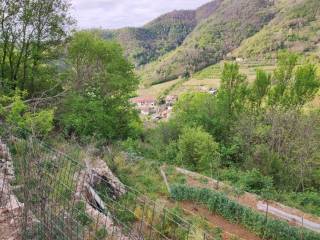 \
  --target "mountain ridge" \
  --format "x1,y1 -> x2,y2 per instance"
99,0 -> 319,86
100,1 -> 223,67
140,0 -> 276,85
